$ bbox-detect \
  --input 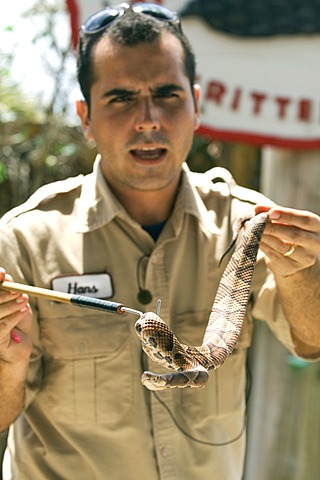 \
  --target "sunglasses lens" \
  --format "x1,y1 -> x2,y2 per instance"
83,7 -> 123,33
133,3 -> 177,21
81,3 -> 180,36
